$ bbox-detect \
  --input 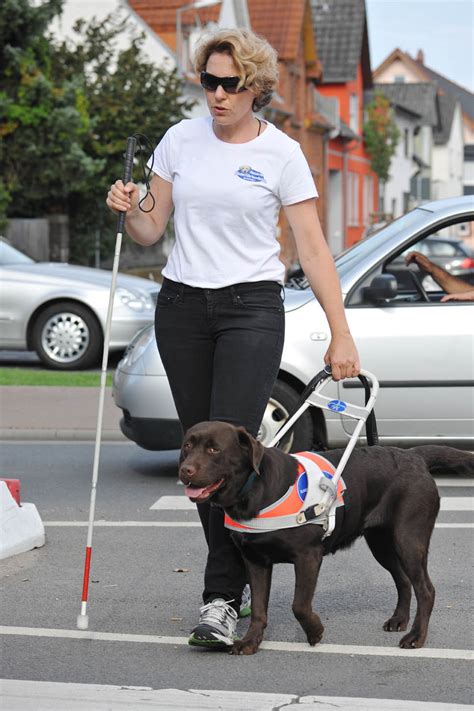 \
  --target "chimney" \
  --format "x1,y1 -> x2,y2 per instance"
416,49 -> 425,64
